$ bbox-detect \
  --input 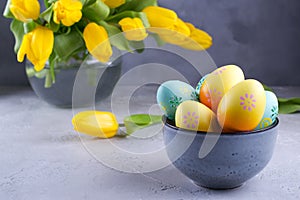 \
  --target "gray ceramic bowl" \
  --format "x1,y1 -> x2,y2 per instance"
163,117 -> 279,189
